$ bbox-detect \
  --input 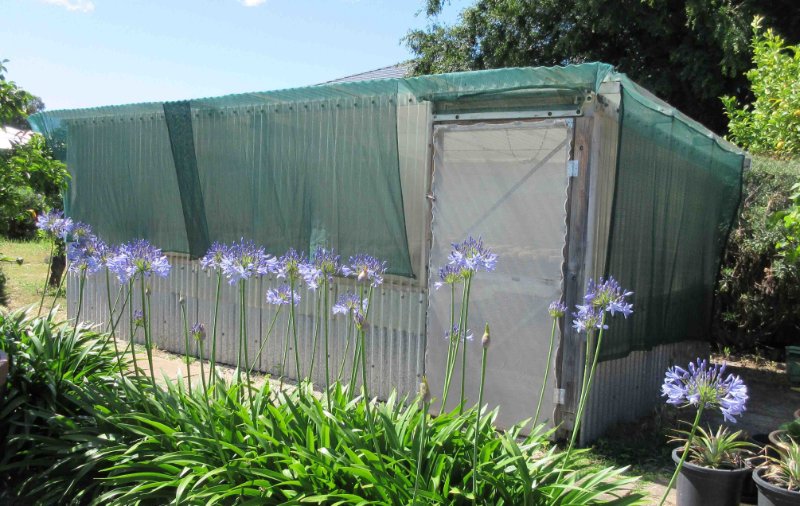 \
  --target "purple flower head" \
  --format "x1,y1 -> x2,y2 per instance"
341,254 -> 387,287
275,248 -> 309,283
434,263 -> 464,290
200,242 -> 230,272
219,238 -> 275,285
661,358 -> 748,423
571,304 -> 608,333
133,309 -> 145,328
444,324 -> 473,343
548,301 -> 568,319
448,236 -> 498,277
266,284 -> 301,306
36,210 -> 74,240
67,222 -> 94,244
190,323 -> 206,341
331,291 -> 368,328
67,233 -> 103,276
584,277 -> 634,317
108,239 -> 171,283
301,247 -> 340,289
